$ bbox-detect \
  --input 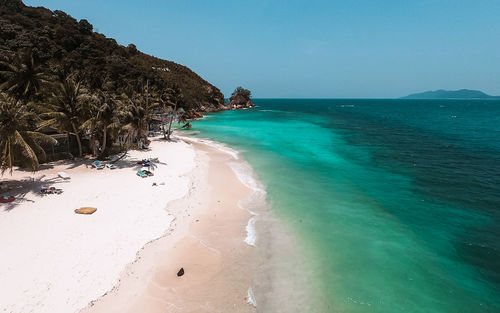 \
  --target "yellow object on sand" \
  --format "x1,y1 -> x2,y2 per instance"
75,207 -> 97,215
